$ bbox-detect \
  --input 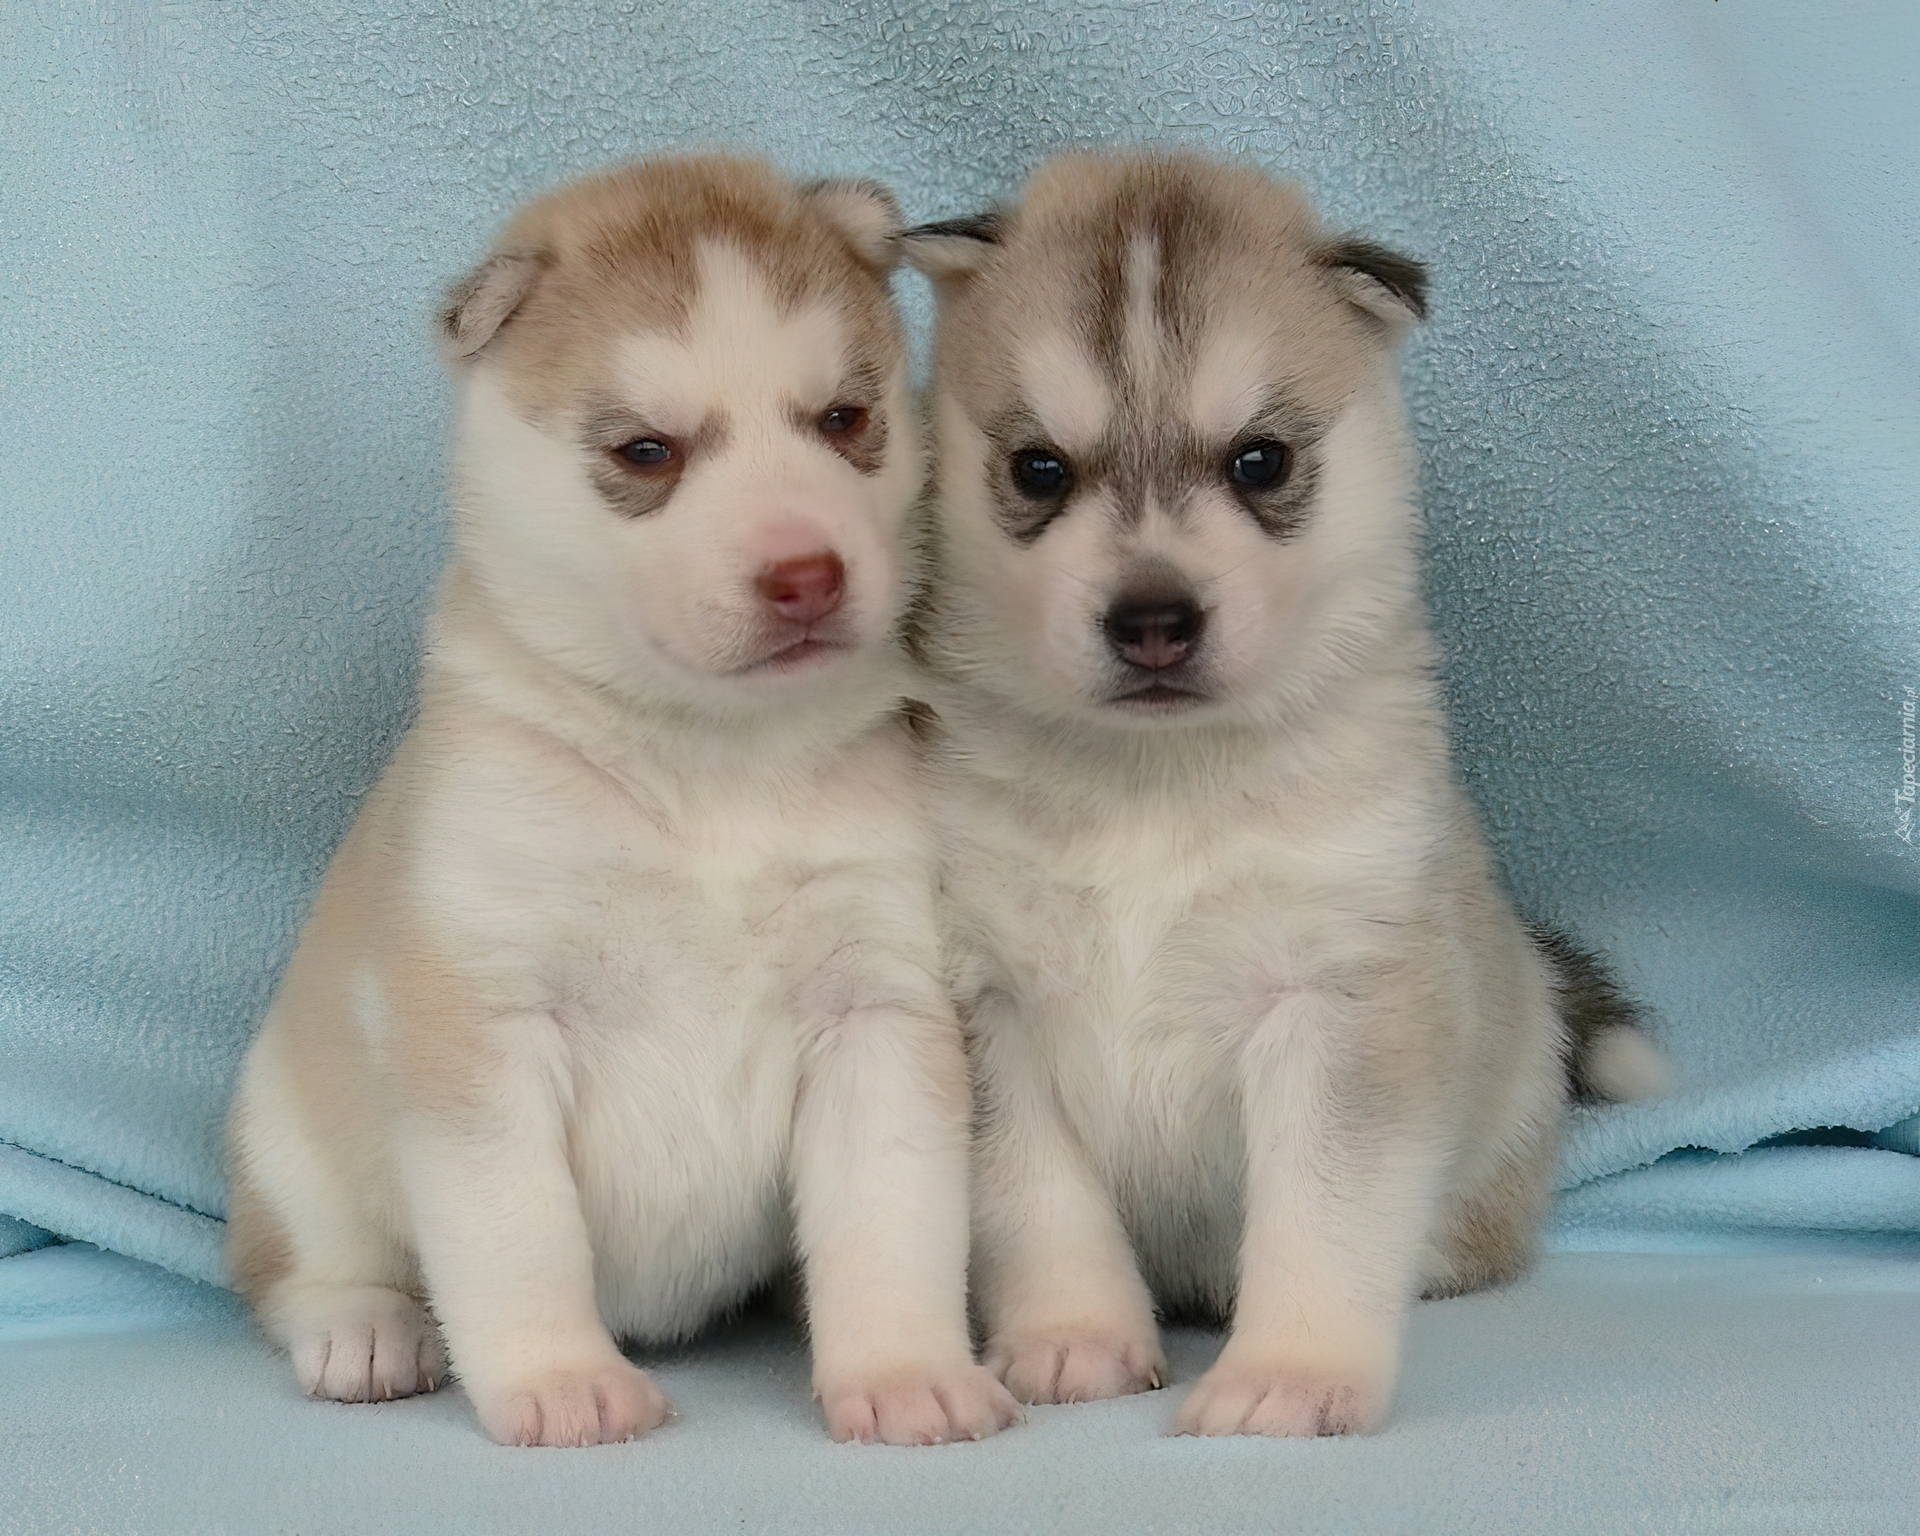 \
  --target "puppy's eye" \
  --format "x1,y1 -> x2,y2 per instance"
1012,449 -> 1071,500
616,438 -> 673,469
1229,441 -> 1291,489
820,406 -> 868,437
